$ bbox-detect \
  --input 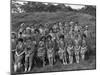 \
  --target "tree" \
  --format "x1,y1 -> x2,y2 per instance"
20,2 -> 48,12
45,4 -> 58,12
79,5 -> 96,16
11,0 -> 24,13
